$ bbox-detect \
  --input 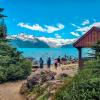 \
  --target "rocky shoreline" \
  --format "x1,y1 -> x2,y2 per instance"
20,64 -> 78,100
